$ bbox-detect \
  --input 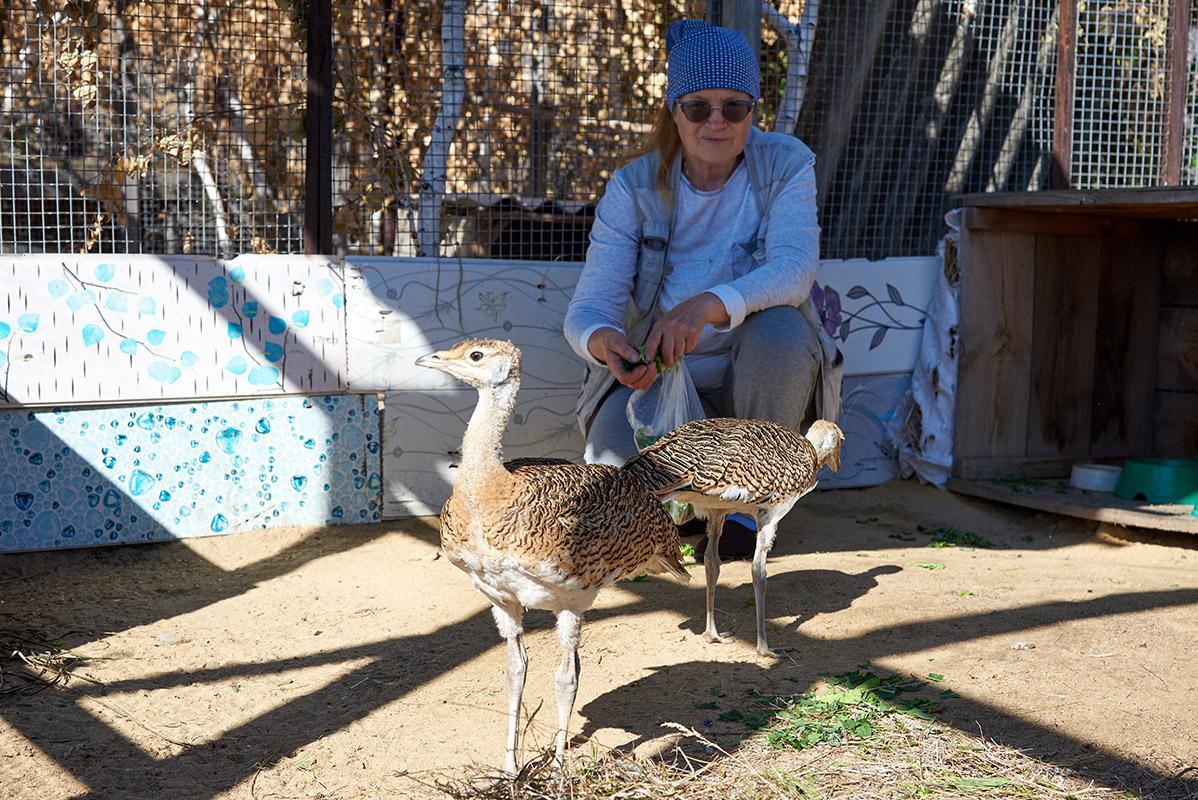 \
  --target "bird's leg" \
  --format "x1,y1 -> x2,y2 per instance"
752,507 -> 792,657
492,603 -> 527,775
703,511 -> 731,643
552,609 -> 583,768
